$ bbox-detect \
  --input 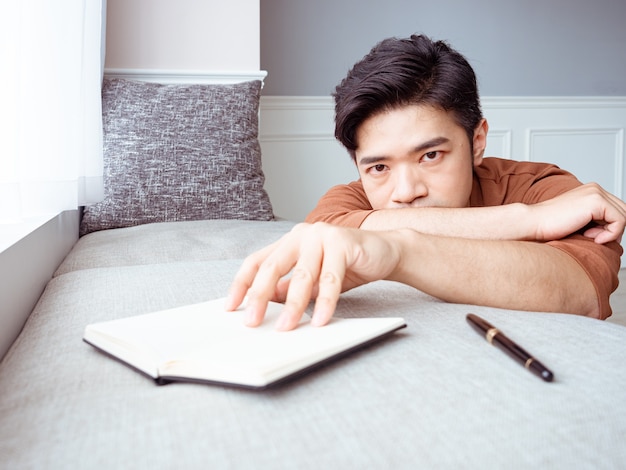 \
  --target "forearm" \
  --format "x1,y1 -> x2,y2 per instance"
387,229 -> 600,317
360,205 -> 535,240
361,183 -> 626,246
